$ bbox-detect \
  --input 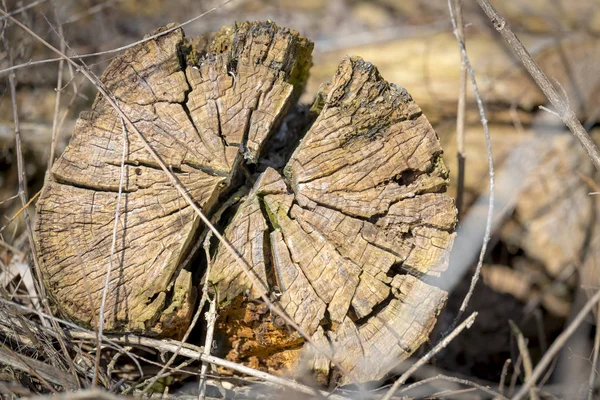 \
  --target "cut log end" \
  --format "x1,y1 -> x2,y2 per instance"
34,20 -> 457,384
